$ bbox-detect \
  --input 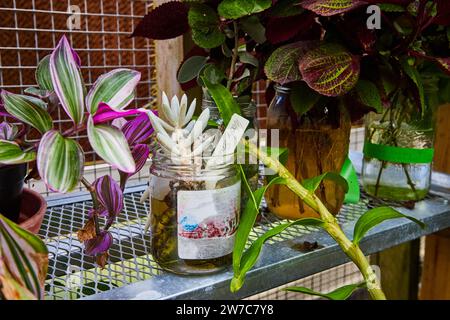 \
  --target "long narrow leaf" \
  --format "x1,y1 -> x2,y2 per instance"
352,207 -> 425,245
1,90 -> 52,134
35,55 -> 54,91
285,282 -> 366,300
0,140 -> 36,165
50,36 -> 85,125
86,68 -> 141,114
37,130 -> 84,193
0,214 -> 48,300
302,172 -> 349,193
87,117 -> 135,173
